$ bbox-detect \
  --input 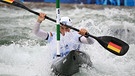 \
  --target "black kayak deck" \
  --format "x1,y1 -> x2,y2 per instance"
51,50 -> 92,76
